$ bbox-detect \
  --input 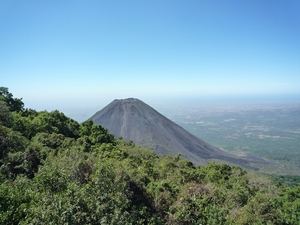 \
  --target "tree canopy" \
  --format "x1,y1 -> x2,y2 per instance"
0,87 -> 24,112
